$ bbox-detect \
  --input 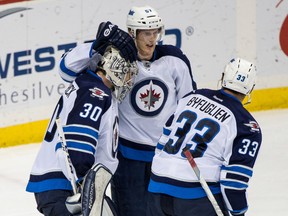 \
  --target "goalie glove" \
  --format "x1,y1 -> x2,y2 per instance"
66,194 -> 117,216
81,163 -> 117,216
92,21 -> 137,63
